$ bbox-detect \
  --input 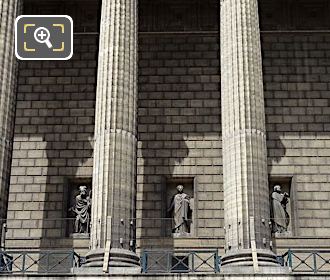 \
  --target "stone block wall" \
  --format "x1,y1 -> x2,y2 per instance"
5,0 -> 99,246
137,34 -> 222,243
6,34 -> 97,242
136,0 -> 330,250
5,0 -> 330,253
263,33 -> 330,237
